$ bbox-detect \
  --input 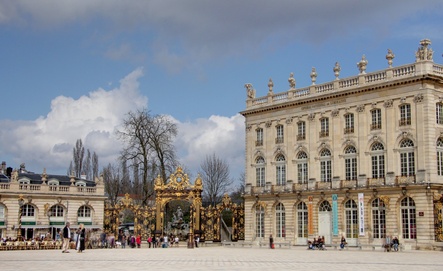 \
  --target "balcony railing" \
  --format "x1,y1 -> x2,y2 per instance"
370,123 -> 382,130
396,175 -> 416,185
368,178 -> 385,187
399,118 -> 411,126
1,183 -> 101,195
316,182 -> 331,190
297,134 -> 306,141
255,140 -> 263,146
275,137 -> 284,144
294,183 -> 308,191
341,180 -> 357,189
344,127 -> 354,134
319,131 -> 329,138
